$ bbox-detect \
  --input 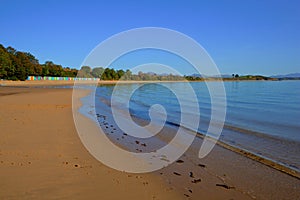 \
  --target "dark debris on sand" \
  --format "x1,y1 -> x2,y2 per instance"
198,163 -> 206,168
189,172 -> 194,178
216,183 -> 234,189
191,179 -> 201,184
173,172 -> 181,176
